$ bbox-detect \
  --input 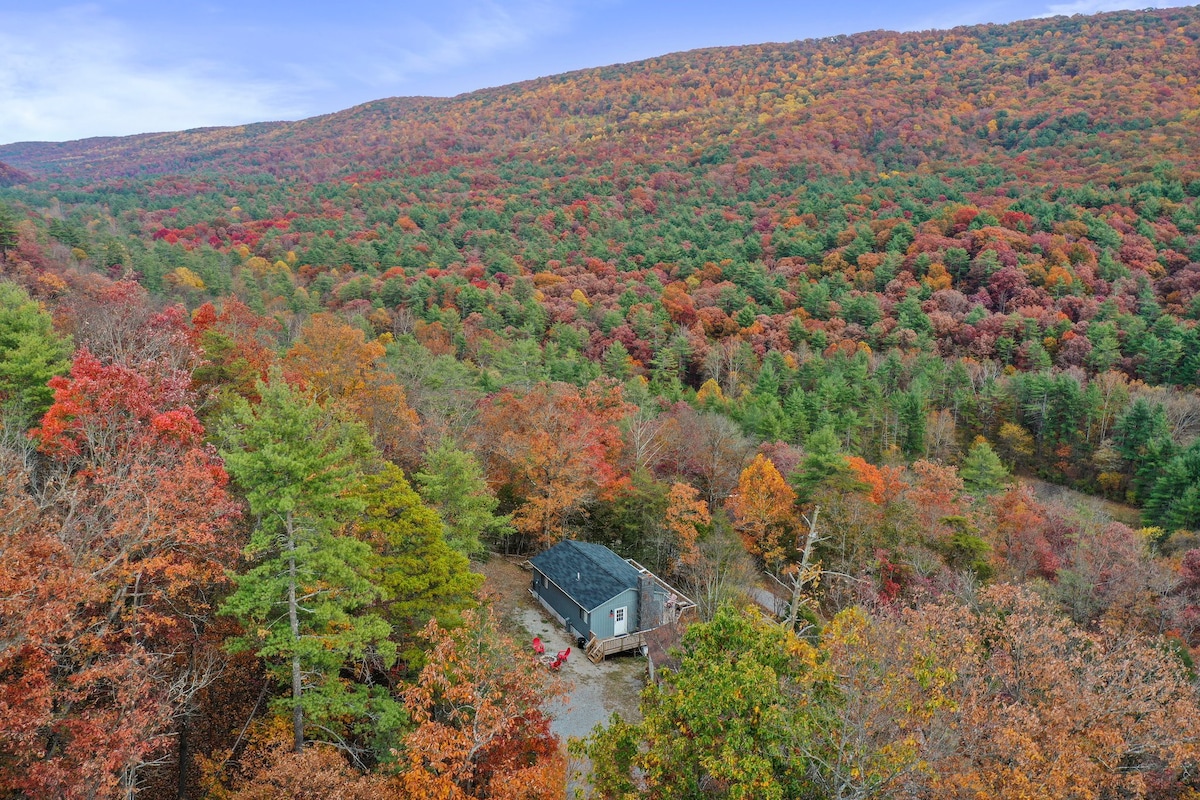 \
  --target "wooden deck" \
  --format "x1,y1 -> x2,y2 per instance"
583,564 -> 699,663
585,631 -> 647,663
